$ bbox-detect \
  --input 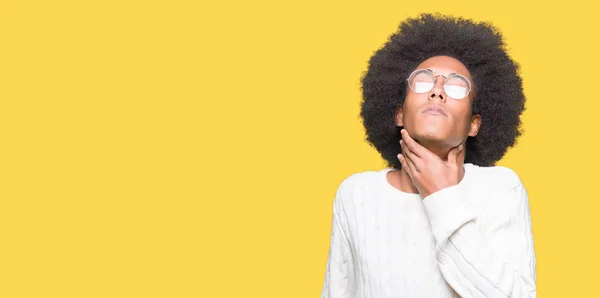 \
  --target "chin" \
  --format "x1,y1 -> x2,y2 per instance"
414,133 -> 445,144
411,124 -> 448,143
